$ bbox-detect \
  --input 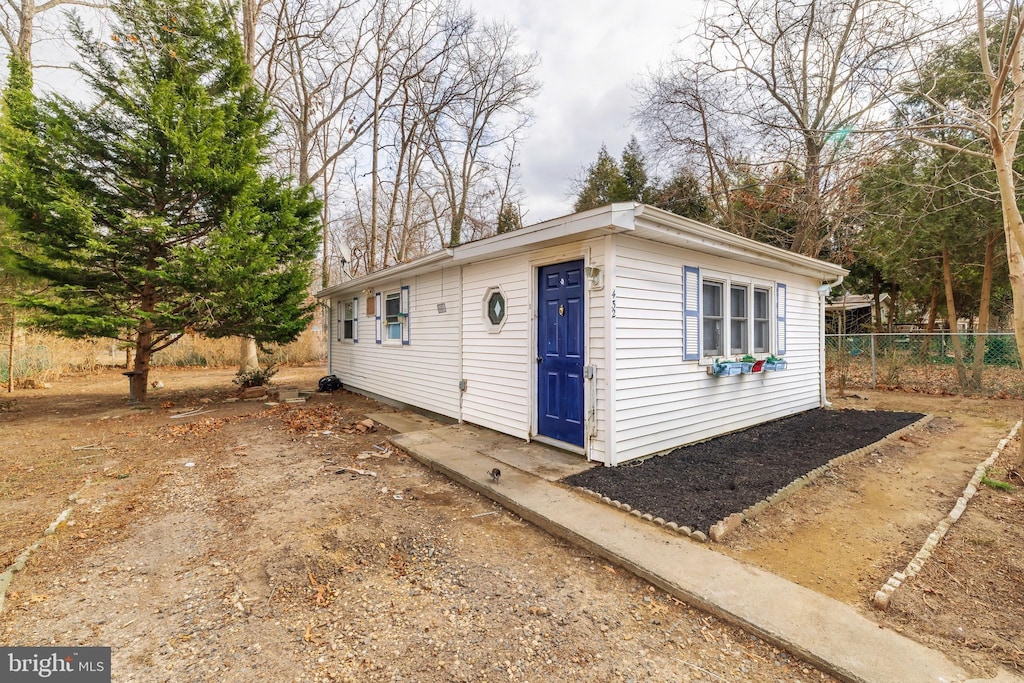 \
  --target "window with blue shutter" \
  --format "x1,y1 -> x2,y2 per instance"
683,266 -> 700,360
